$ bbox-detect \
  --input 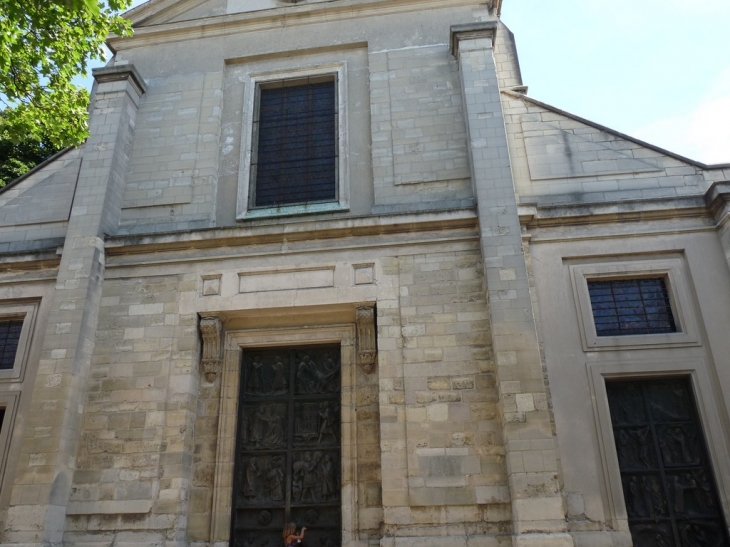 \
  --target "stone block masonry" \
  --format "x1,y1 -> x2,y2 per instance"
377,248 -> 511,544
64,273 -> 199,547
451,22 -> 574,546
2,65 -> 145,546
